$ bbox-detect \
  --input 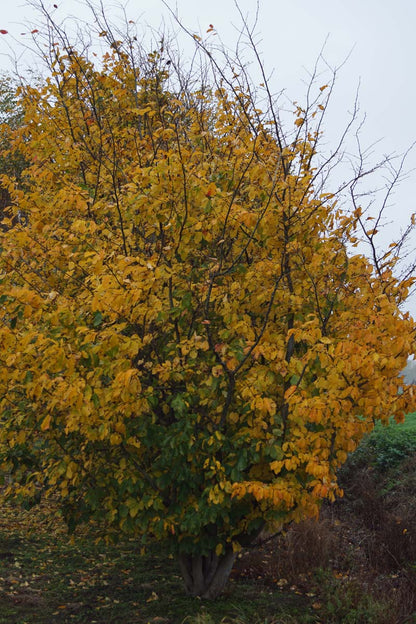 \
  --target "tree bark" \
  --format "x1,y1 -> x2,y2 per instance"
178,549 -> 237,599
